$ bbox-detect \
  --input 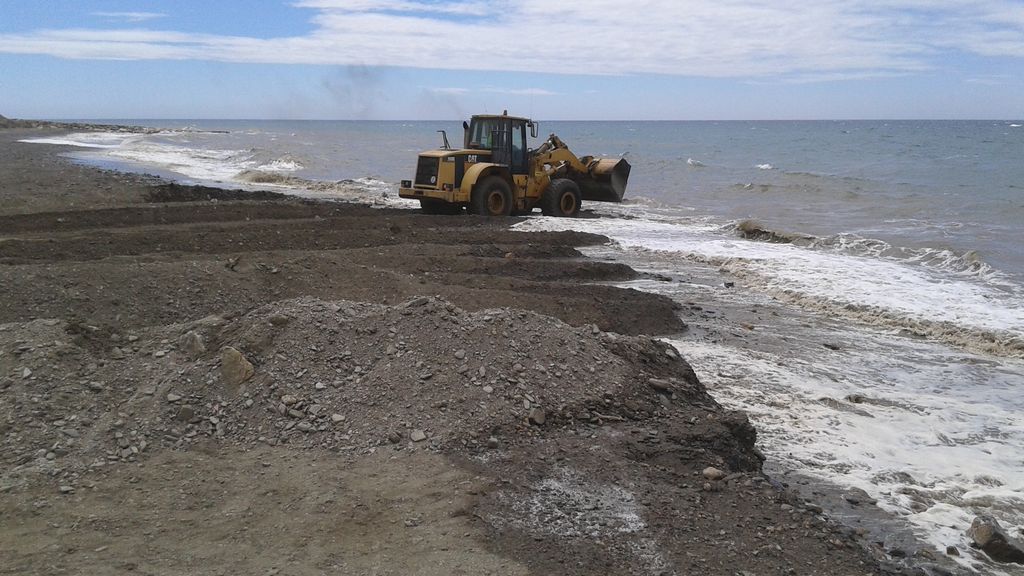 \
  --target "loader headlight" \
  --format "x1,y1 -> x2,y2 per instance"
430,176 -> 436,184
401,180 -> 412,188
